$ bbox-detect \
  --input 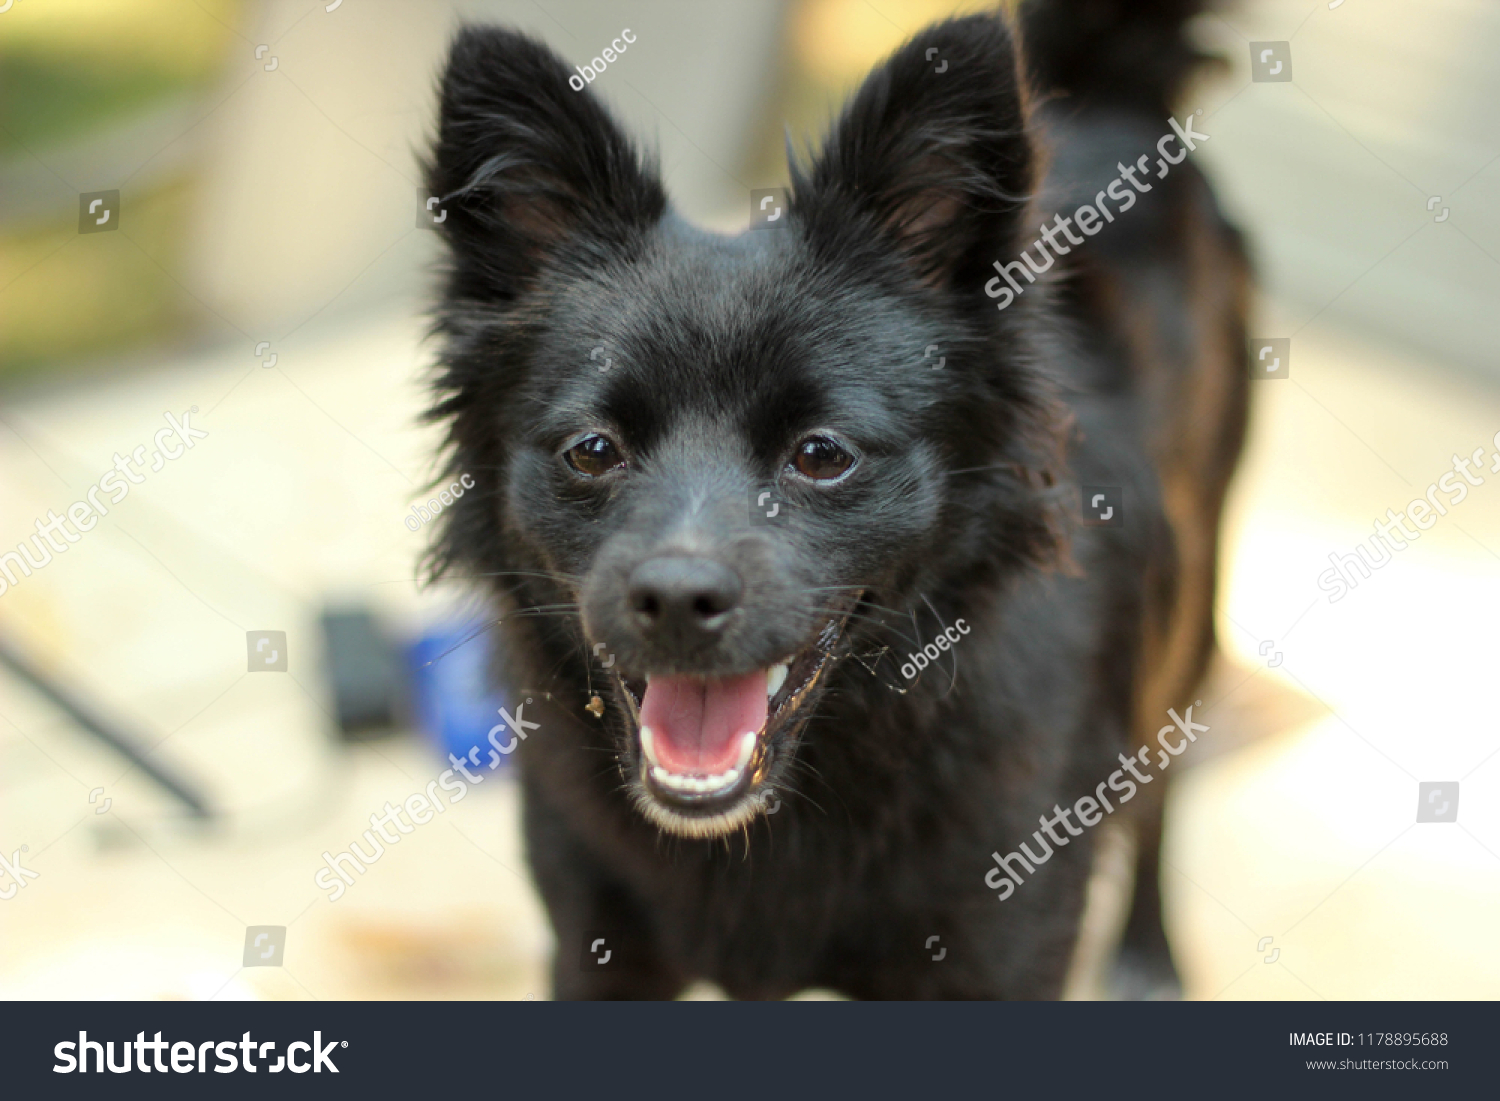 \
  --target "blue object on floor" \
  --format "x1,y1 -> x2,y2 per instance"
406,620 -> 510,767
